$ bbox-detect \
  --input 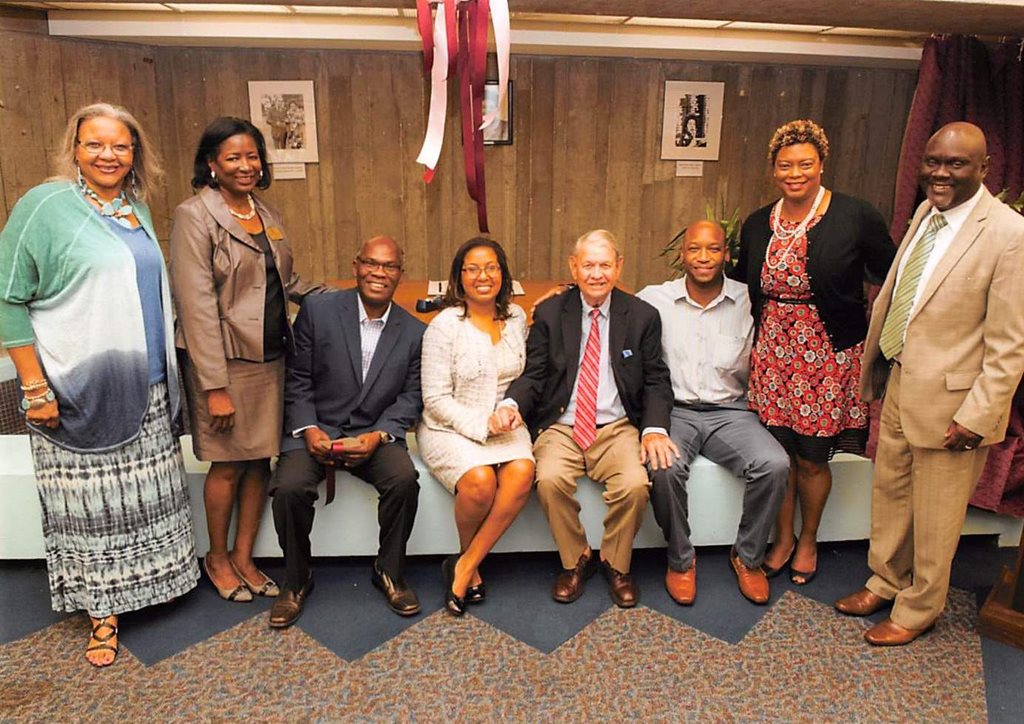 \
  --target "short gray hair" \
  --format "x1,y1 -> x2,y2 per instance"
572,229 -> 622,259
52,102 -> 164,201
